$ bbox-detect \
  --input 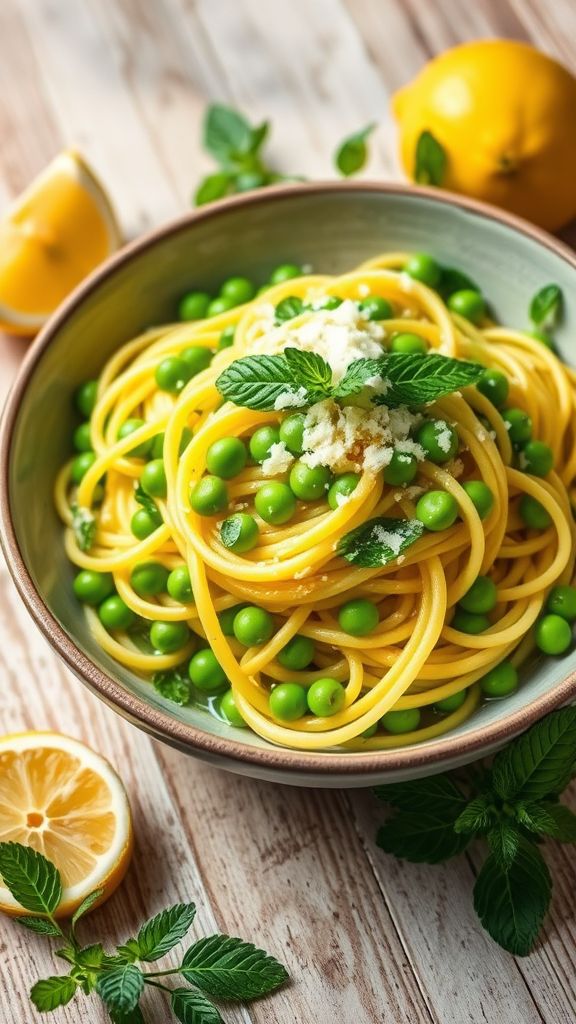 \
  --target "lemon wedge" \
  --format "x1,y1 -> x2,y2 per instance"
0,731 -> 132,917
